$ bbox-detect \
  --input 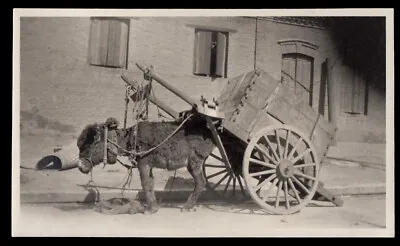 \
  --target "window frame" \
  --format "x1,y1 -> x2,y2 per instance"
281,53 -> 315,107
193,28 -> 229,78
88,17 -> 130,69
279,39 -> 318,108
340,65 -> 369,116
